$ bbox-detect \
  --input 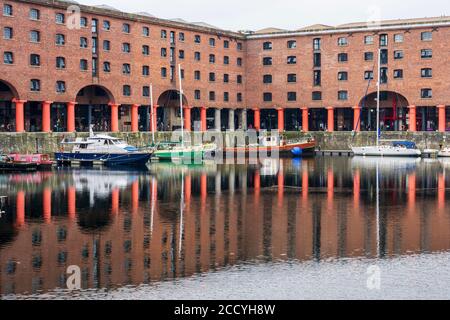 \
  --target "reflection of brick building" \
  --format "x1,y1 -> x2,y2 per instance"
0,161 -> 449,295
0,0 -> 449,134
